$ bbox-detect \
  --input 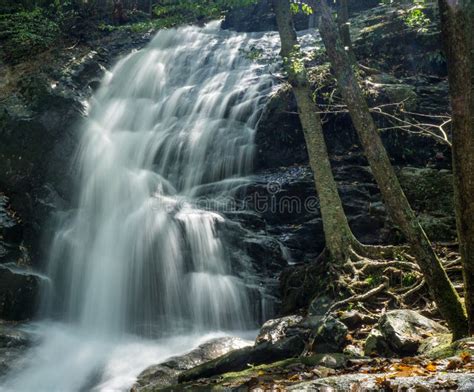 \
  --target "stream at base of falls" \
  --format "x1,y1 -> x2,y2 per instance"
0,21 -> 318,392
2,322 -> 257,391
